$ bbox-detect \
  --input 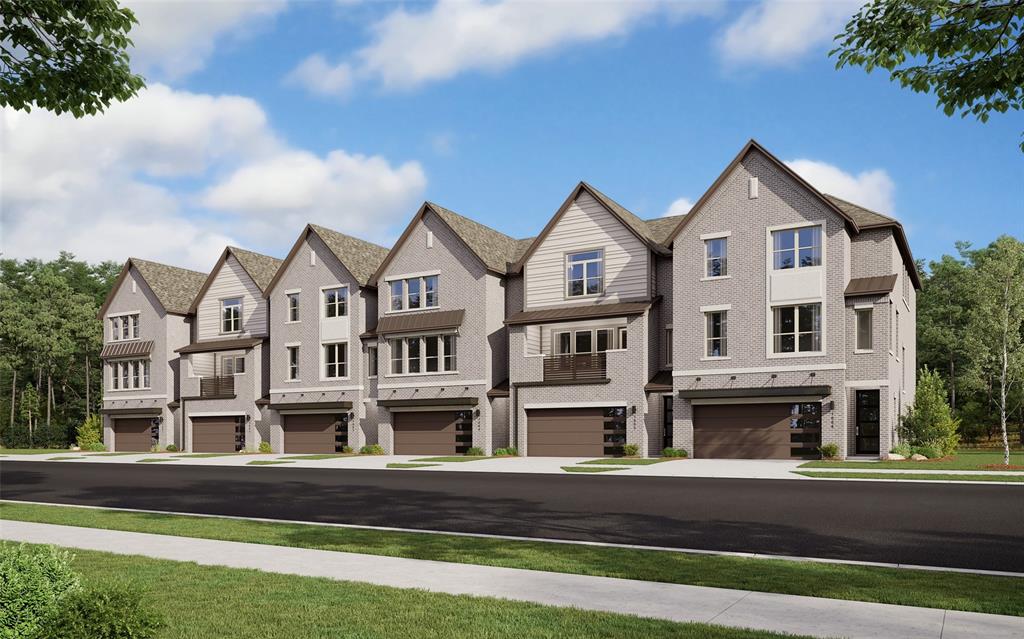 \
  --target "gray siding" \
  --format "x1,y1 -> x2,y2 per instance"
196,255 -> 268,340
